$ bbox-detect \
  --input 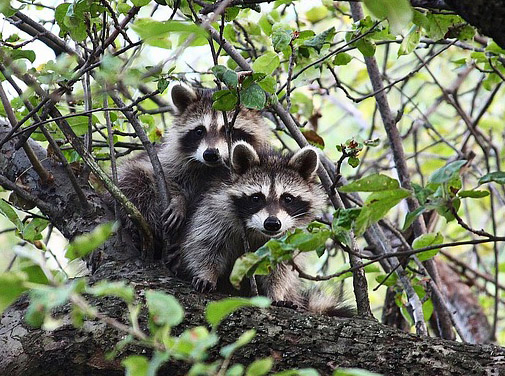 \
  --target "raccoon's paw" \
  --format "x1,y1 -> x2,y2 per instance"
162,197 -> 186,234
272,300 -> 299,310
192,276 -> 217,293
